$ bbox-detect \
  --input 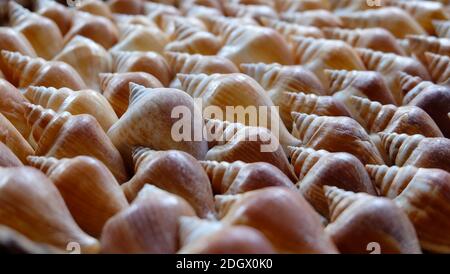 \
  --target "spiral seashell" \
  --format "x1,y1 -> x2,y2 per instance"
177,73 -> 301,152
348,96 -> 443,137
223,3 -> 278,19
23,86 -> 118,131
121,147 -> 215,218
144,2 -> 181,27
289,146 -> 377,217
111,24 -> 169,54
182,5 -> 224,26
111,51 -> 172,87
291,36 -> 366,86
407,35 -> 450,65
109,0 -> 145,15
0,28 -> 37,75
77,0 -> 113,19
65,11 -> 119,49
0,225 -> 61,254
356,48 -> 431,105
217,187 -> 339,253
0,113 -> 34,163
200,160 -> 295,194
179,0 -> 222,13
280,9 -> 343,28
324,186 -> 421,254
165,52 -> 239,77
36,0 -> 73,35
9,2 -> 63,60
378,133 -> 450,172
203,119 -> 297,182
100,185 -> 196,254
107,83 -> 208,168
366,165 -> 450,253
0,50 -> 86,90
323,27 -> 406,55
112,14 -> 158,28
178,216 -> 275,254
99,72 -> 163,117
275,0 -> 329,13
259,18 -> 324,42
292,113 -> 384,165
433,20 -> 450,38
0,79 -> 31,138
53,35 -> 112,90
425,52 -> 450,84
282,92 -> 351,130
27,155 -> 128,237
0,140 -> 22,167
328,0 -> 385,14
0,166 -> 99,253
339,7 -> 427,39
24,103 -> 128,183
